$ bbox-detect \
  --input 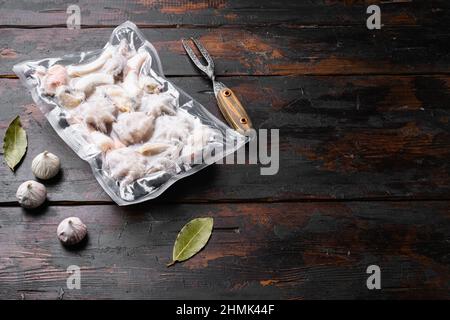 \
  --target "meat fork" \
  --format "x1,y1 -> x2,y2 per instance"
182,38 -> 252,133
